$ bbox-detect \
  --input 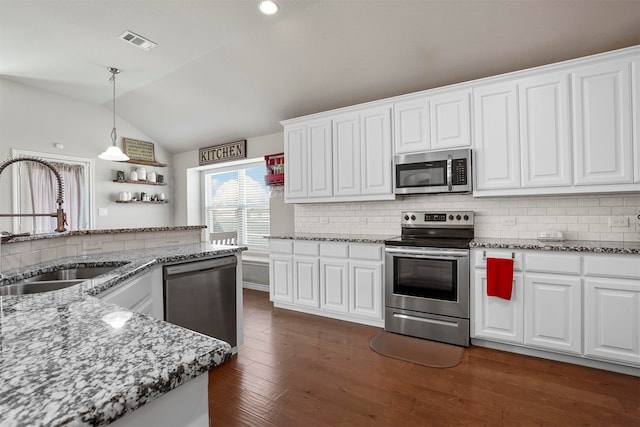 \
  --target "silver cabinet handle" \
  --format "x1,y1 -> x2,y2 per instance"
447,155 -> 453,191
